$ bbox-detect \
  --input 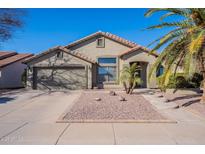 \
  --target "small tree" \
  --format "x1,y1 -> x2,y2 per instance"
120,63 -> 143,94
